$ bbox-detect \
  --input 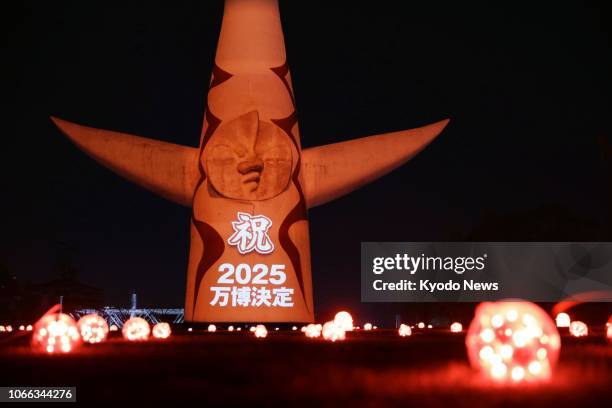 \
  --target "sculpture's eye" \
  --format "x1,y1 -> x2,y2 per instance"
261,146 -> 291,168
210,145 -> 236,166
